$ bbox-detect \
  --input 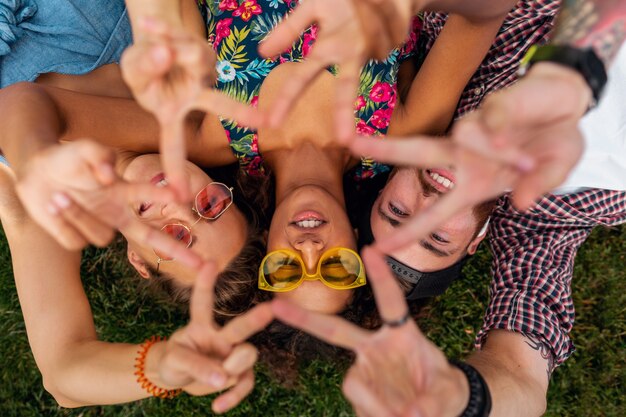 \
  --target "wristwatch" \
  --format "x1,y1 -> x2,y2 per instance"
518,44 -> 608,107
